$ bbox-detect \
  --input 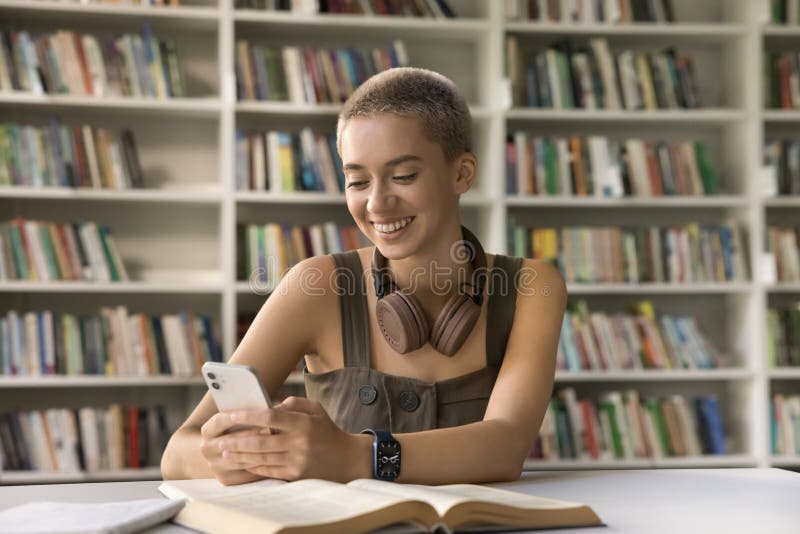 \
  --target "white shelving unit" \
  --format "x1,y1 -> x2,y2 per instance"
0,0 -> 798,483
762,6 -> 800,471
